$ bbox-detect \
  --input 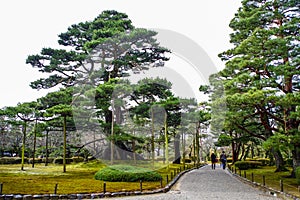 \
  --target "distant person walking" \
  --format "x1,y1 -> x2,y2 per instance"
220,151 -> 227,170
210,152 -> 217,170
